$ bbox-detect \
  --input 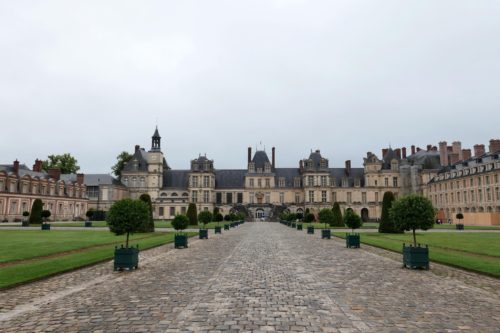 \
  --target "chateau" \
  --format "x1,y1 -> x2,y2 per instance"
121,128 -> 449,222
